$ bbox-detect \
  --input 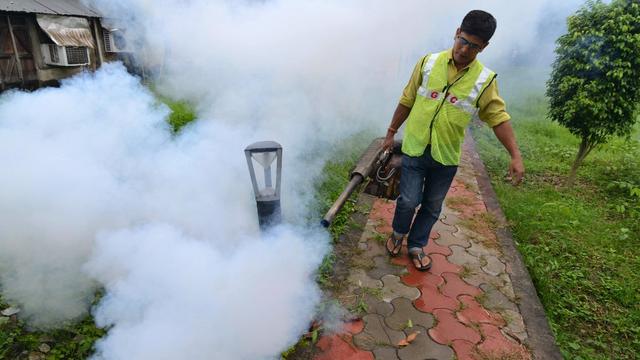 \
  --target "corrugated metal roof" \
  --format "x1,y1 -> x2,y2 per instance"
37,14 -> 95,47
0,0 -> 101,18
